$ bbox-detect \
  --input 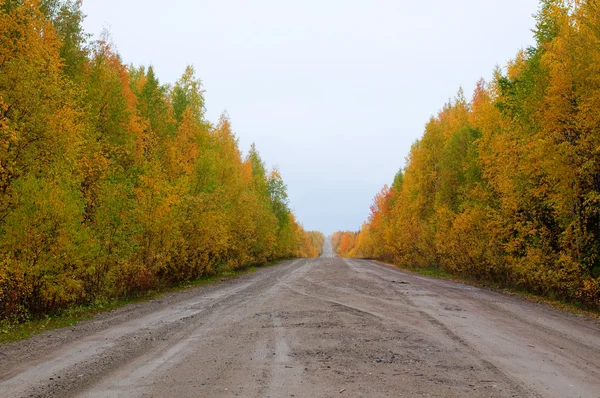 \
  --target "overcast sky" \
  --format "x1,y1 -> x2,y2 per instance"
82,0 -> 540,235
